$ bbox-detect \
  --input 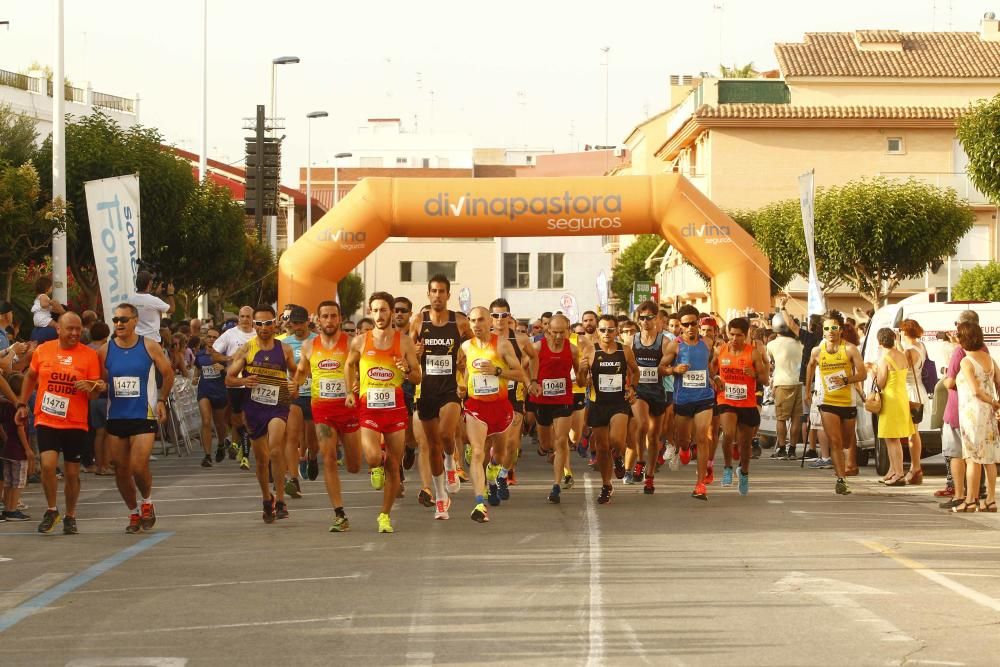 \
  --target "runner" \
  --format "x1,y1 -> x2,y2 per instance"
457,307 -> 527,523
408,275 -> 470,519
529,314 -> 583,504
193,329 -> 229,467
276,305 -> 317,499
346,292 -> 421,532
663,305 -> 719,501
98,304 -> 175,534
805,310 -> 866,495
579,315 -> 639,504
630,300 -> 672,494
292,300 -> 367,532
213,305 -> 255,469
661,314 -> 682,469
716,318 -> 770,496
15,313 -> 104,535
225,305 -> 298,523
